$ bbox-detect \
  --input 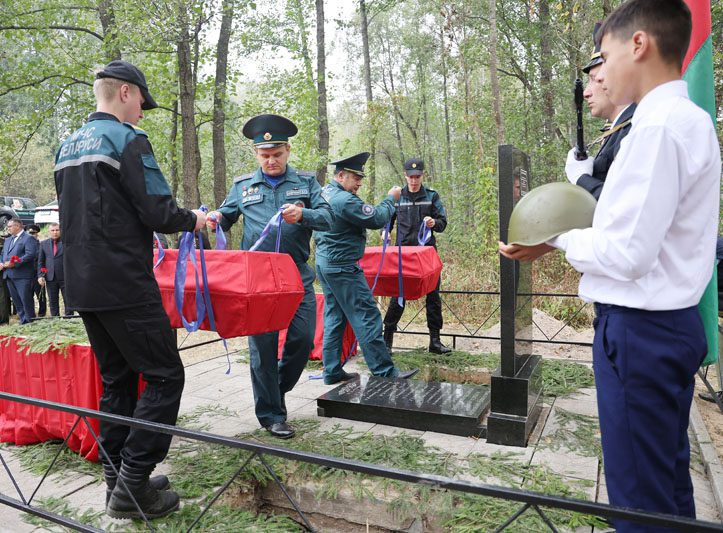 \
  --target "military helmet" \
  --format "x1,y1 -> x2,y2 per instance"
507,182 -> 597,246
